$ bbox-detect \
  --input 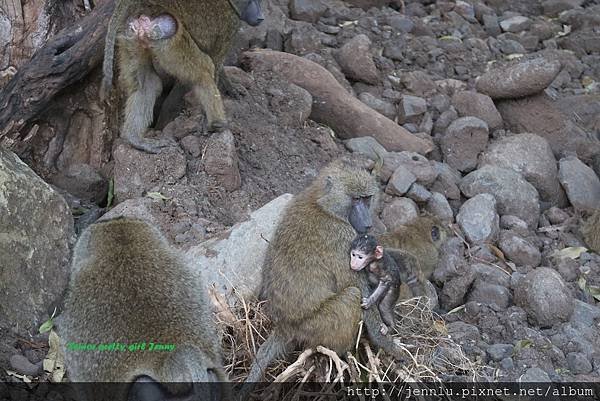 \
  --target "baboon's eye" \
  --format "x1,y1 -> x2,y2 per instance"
431,226 -> 440,241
